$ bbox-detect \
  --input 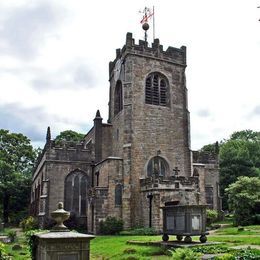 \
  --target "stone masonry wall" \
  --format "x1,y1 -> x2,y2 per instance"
108,33 -> 192,228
